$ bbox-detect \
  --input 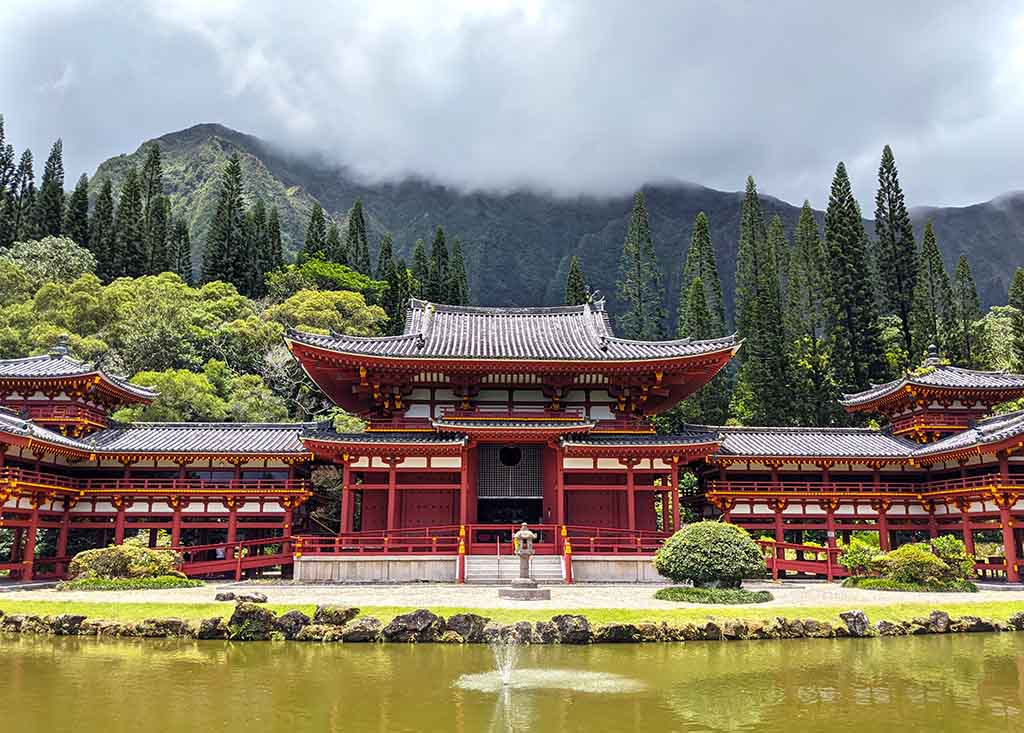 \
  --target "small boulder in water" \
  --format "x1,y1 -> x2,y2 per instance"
381,609 -> 445,642
594,623 -> 642,643
274,610 -> 311,640
313,605 -> 360,626
839,610 -> 871,637
341,616 -> 382,643
550,614 -> 592,644
446,613 -> 490,643
534,621 -> 560,644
